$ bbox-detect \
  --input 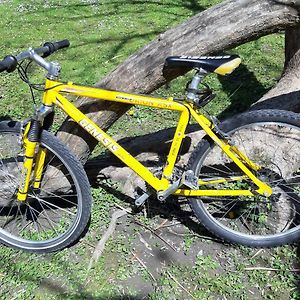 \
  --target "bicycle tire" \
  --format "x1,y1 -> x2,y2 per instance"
187,109 -> 300,247
0,120 -> 92,252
